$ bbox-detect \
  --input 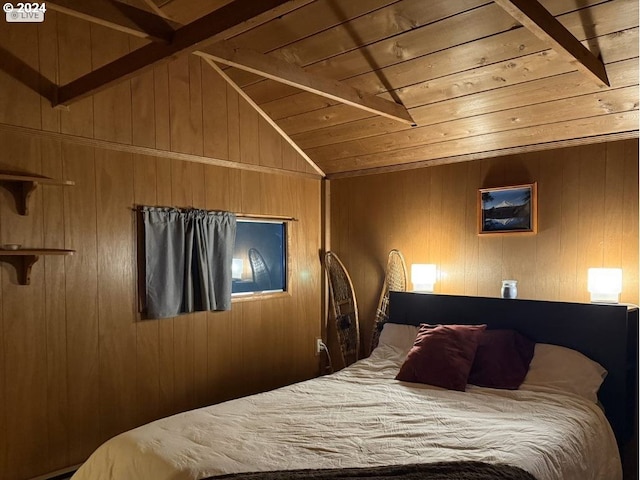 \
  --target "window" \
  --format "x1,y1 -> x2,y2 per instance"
232,219 -> 287,295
